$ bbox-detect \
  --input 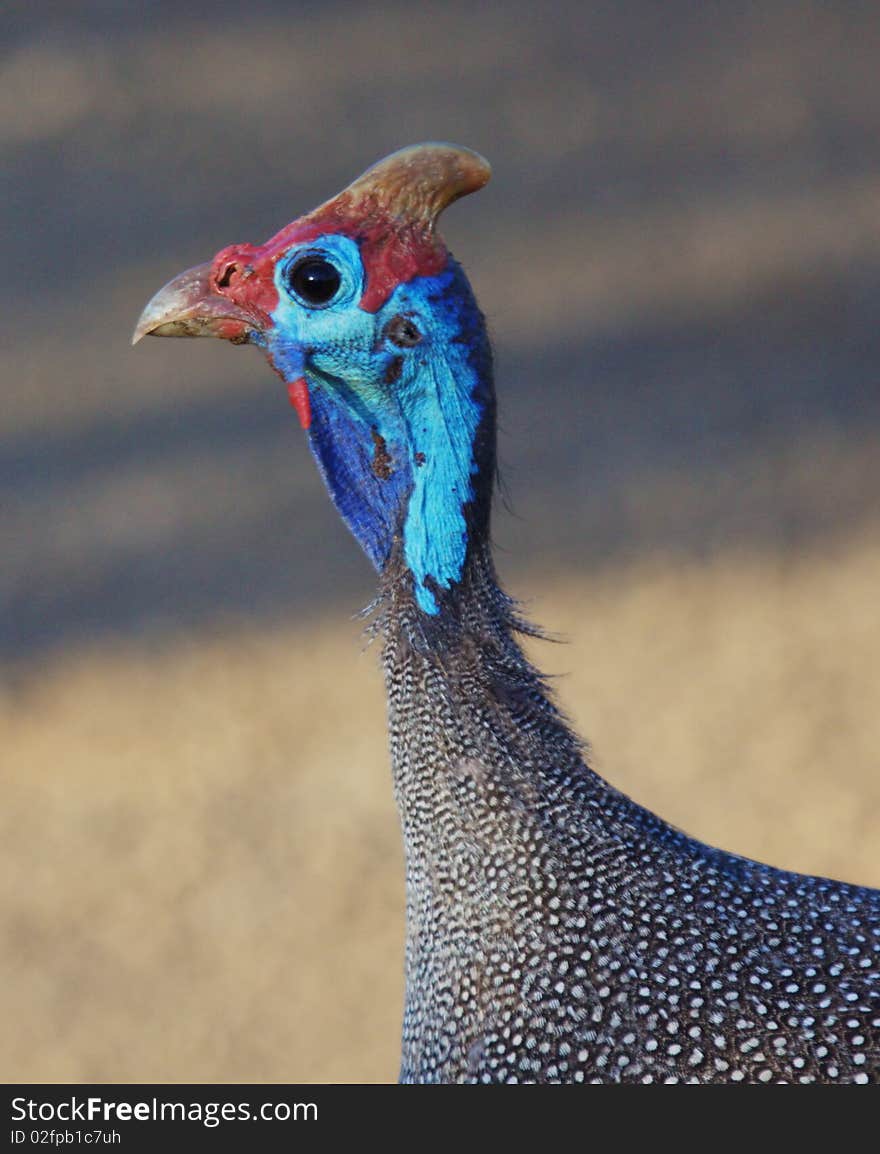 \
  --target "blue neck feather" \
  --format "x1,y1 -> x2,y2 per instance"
398,268 -> 491,612
307,383 -> 413,571
303,261 -> 494,614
